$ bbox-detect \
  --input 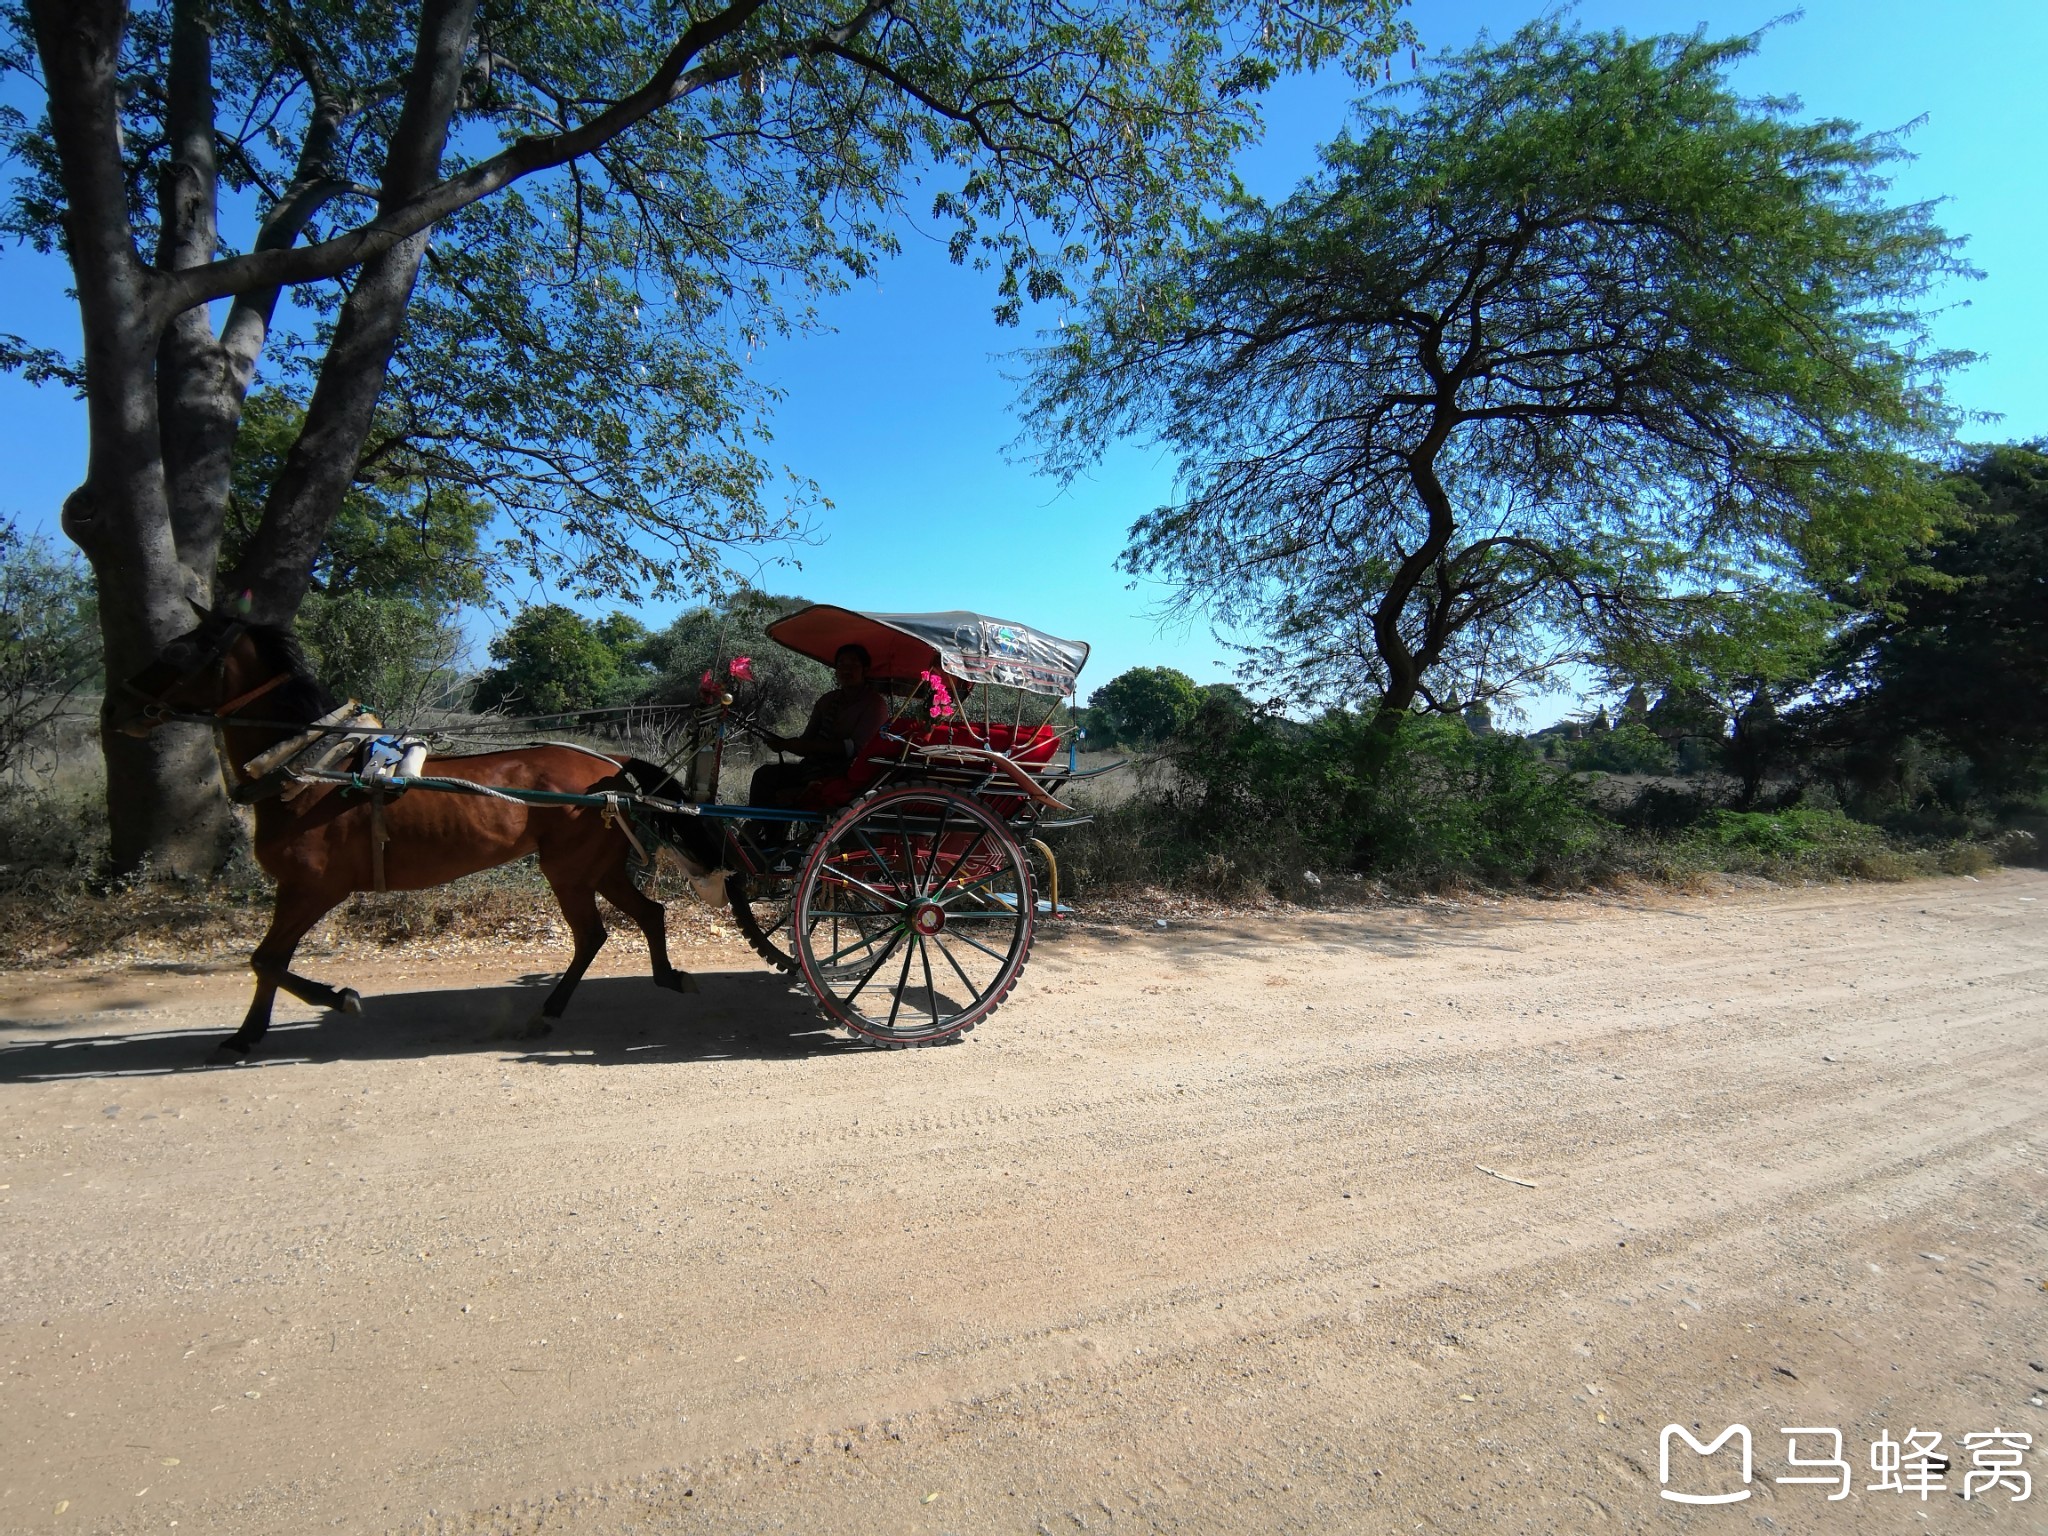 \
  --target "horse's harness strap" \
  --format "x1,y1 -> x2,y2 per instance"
601,792 -> 651,867
213,669 -> 291,718
119,615 -> 249,722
